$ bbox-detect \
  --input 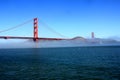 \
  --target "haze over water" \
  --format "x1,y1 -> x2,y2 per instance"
1,37 -> 120,48
0,47 -> 120,80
